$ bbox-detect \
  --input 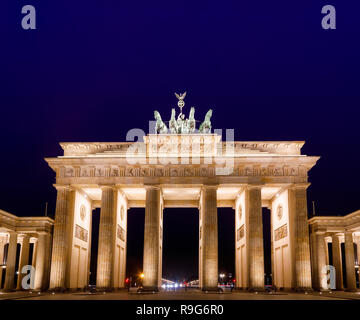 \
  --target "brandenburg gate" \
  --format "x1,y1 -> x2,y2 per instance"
2,95 -> 360,294
43,94 -> 320,292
